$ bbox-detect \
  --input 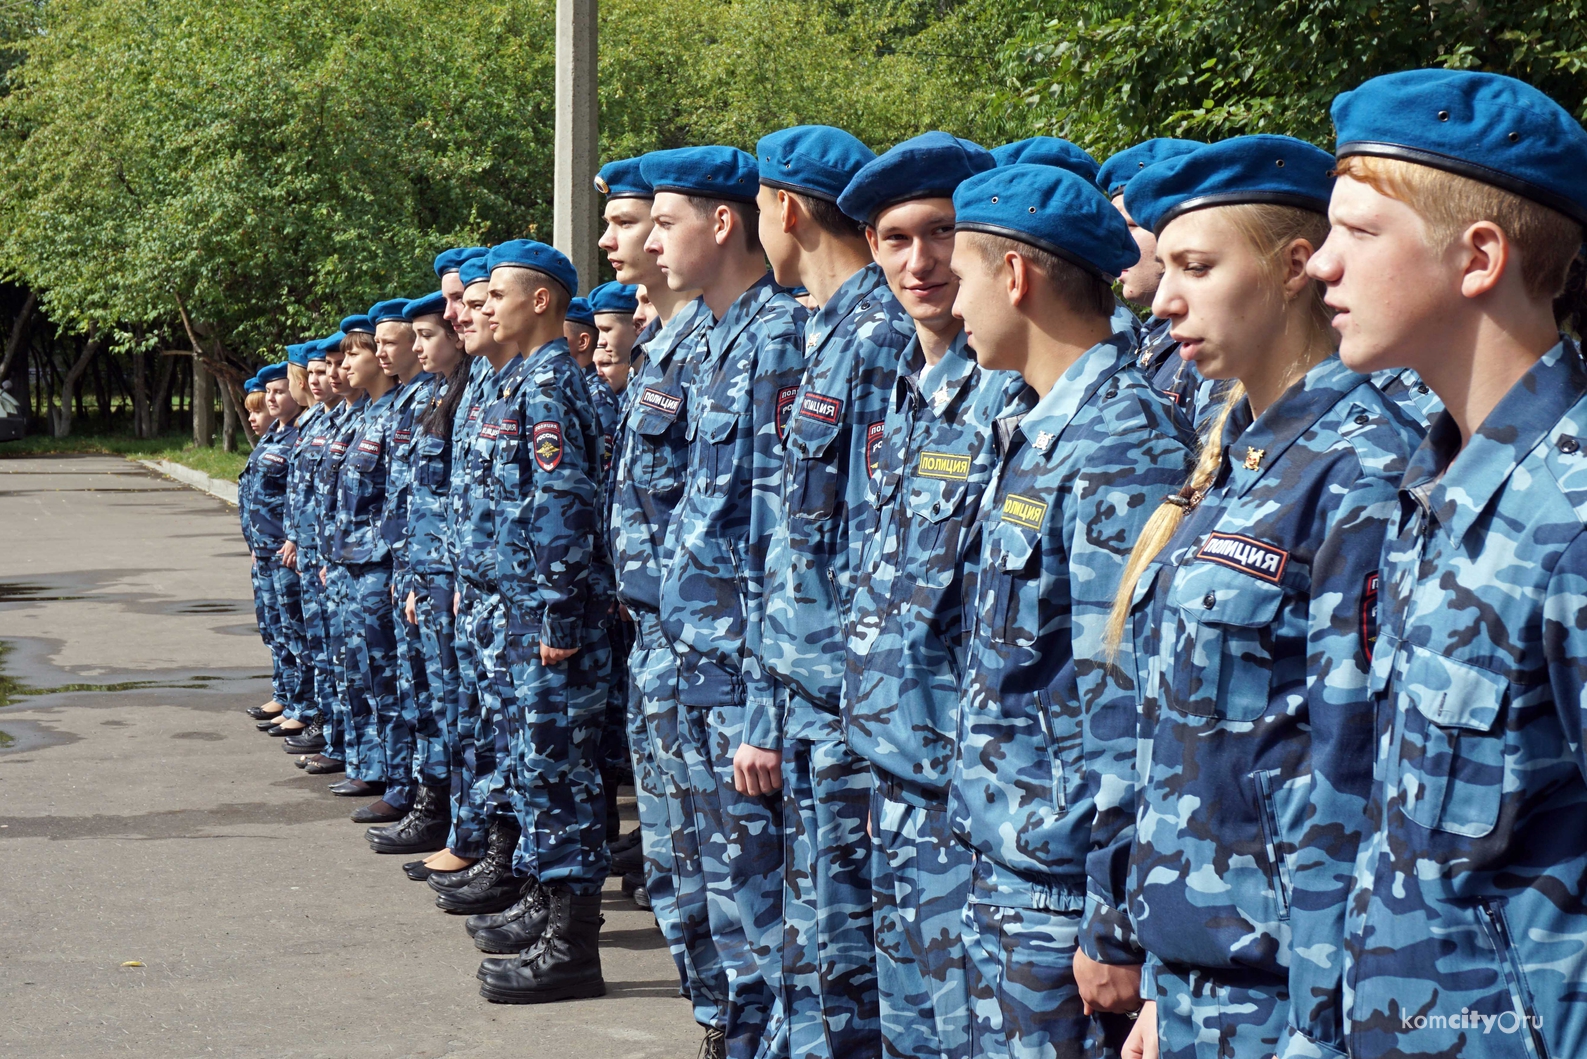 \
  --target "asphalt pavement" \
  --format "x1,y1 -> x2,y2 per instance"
0,453 -> 697,1059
